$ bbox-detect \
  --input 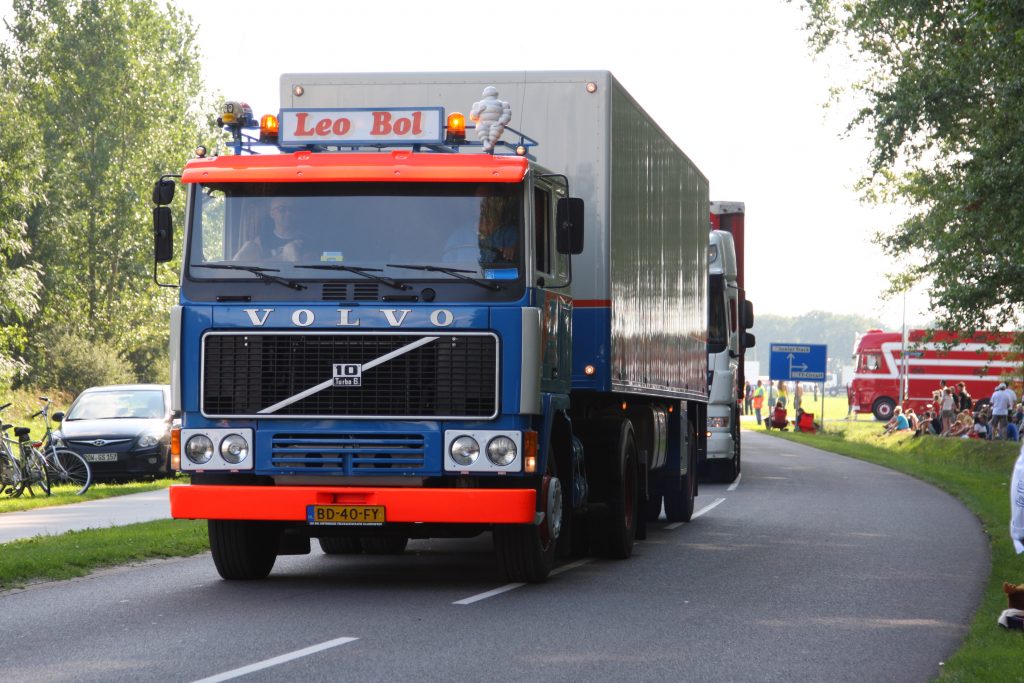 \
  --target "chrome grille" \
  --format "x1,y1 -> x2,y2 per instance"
202,332 -> 498,418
